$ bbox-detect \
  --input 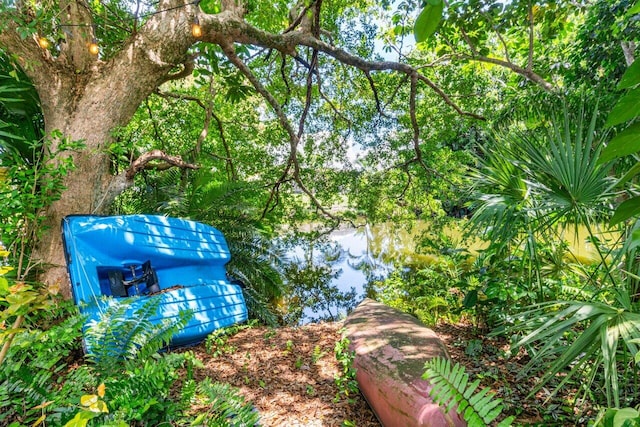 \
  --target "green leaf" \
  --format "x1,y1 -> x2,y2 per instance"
627,1 -> 640,16
613,408 -> 640,427
611,196 -> 640,226
200,0 -> 221,14
426,0 -> 442,5
63,411 -> 96,427
414,2 -> 444,43
606,88 -> 640,127
497,416 -> 516,427
618,59 -> 640,90
600,122 -> 640,163
625,227 -> 640,252
615,162 -> 640,188
463,289 -> 478,308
